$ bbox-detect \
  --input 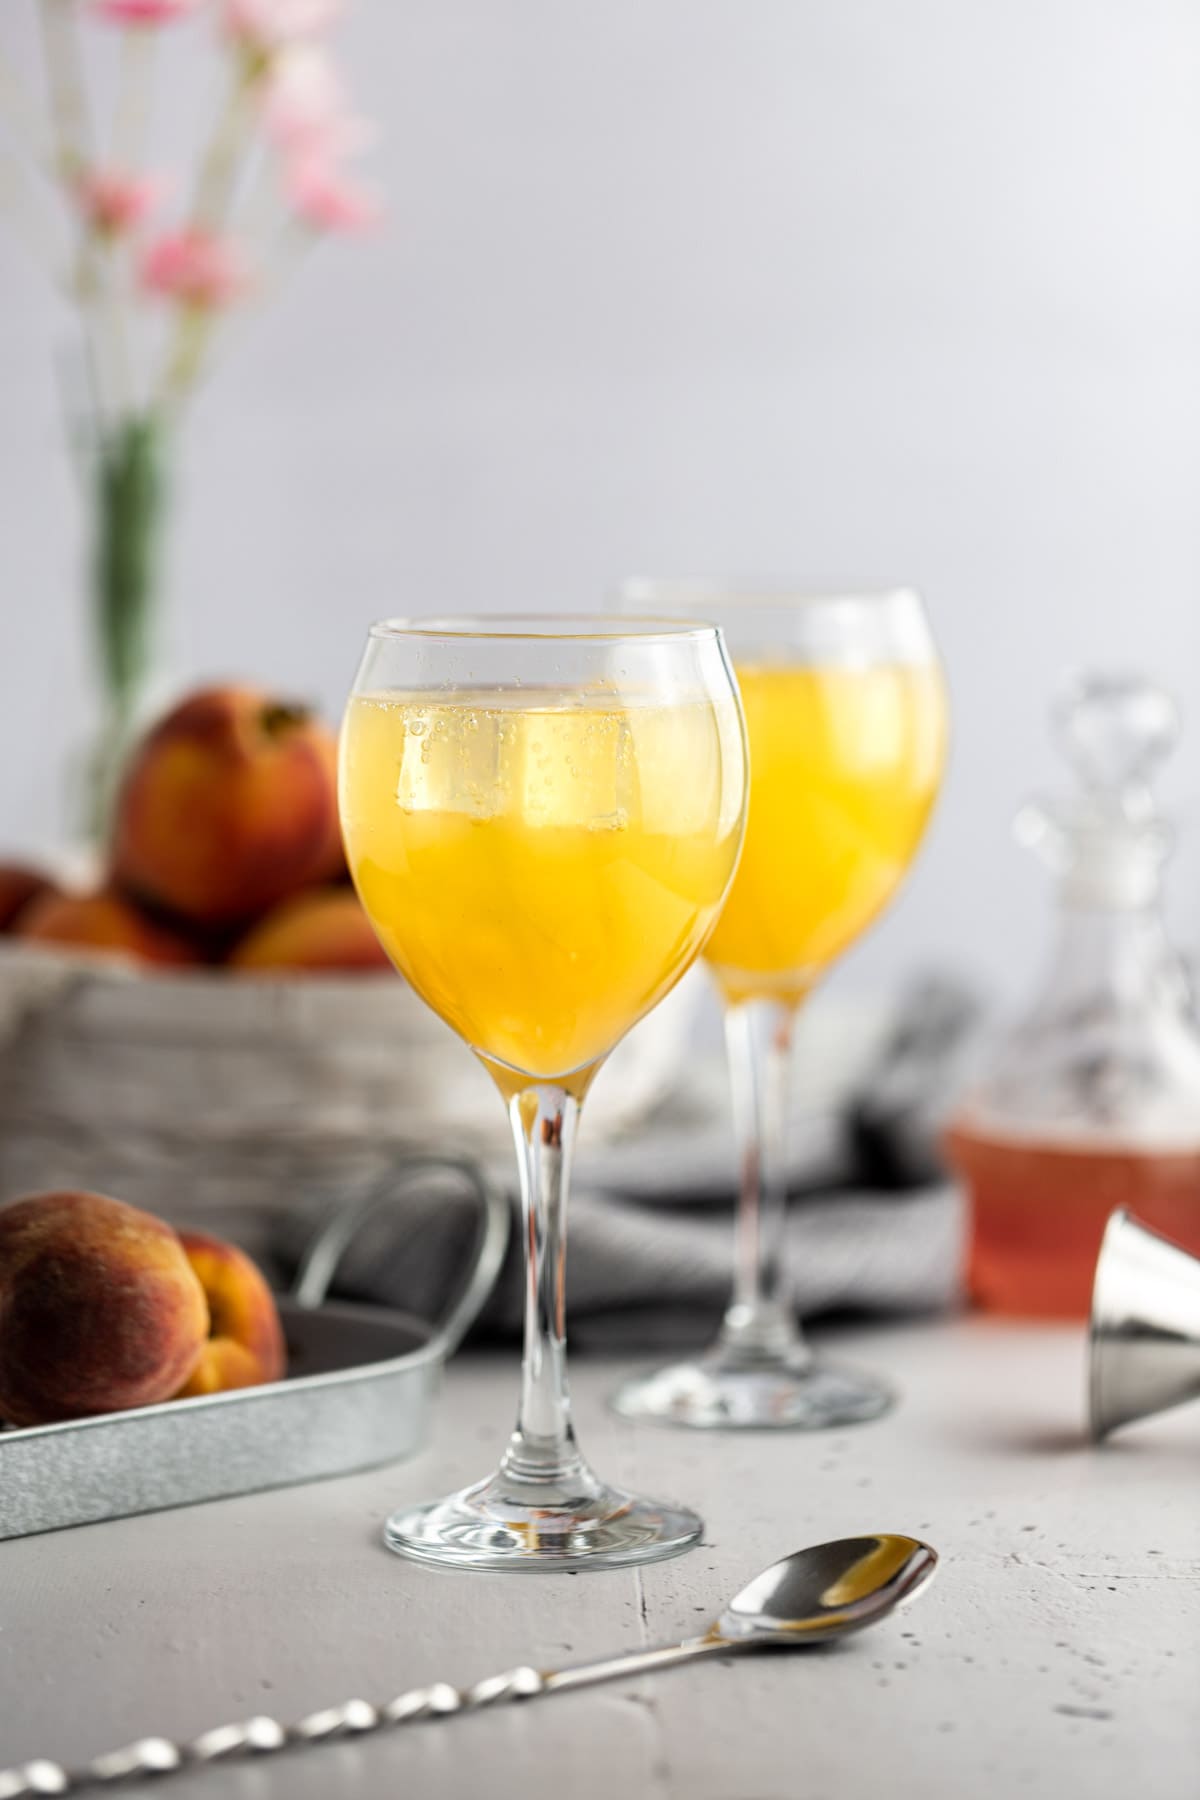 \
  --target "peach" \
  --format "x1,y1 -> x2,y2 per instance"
0,1191 -> 208,1427
173,1231 -> 286,1398
0,862 -> 58,933
228,887 -> 391,974
17,888 -> 201,967
112,686 -> 341,929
